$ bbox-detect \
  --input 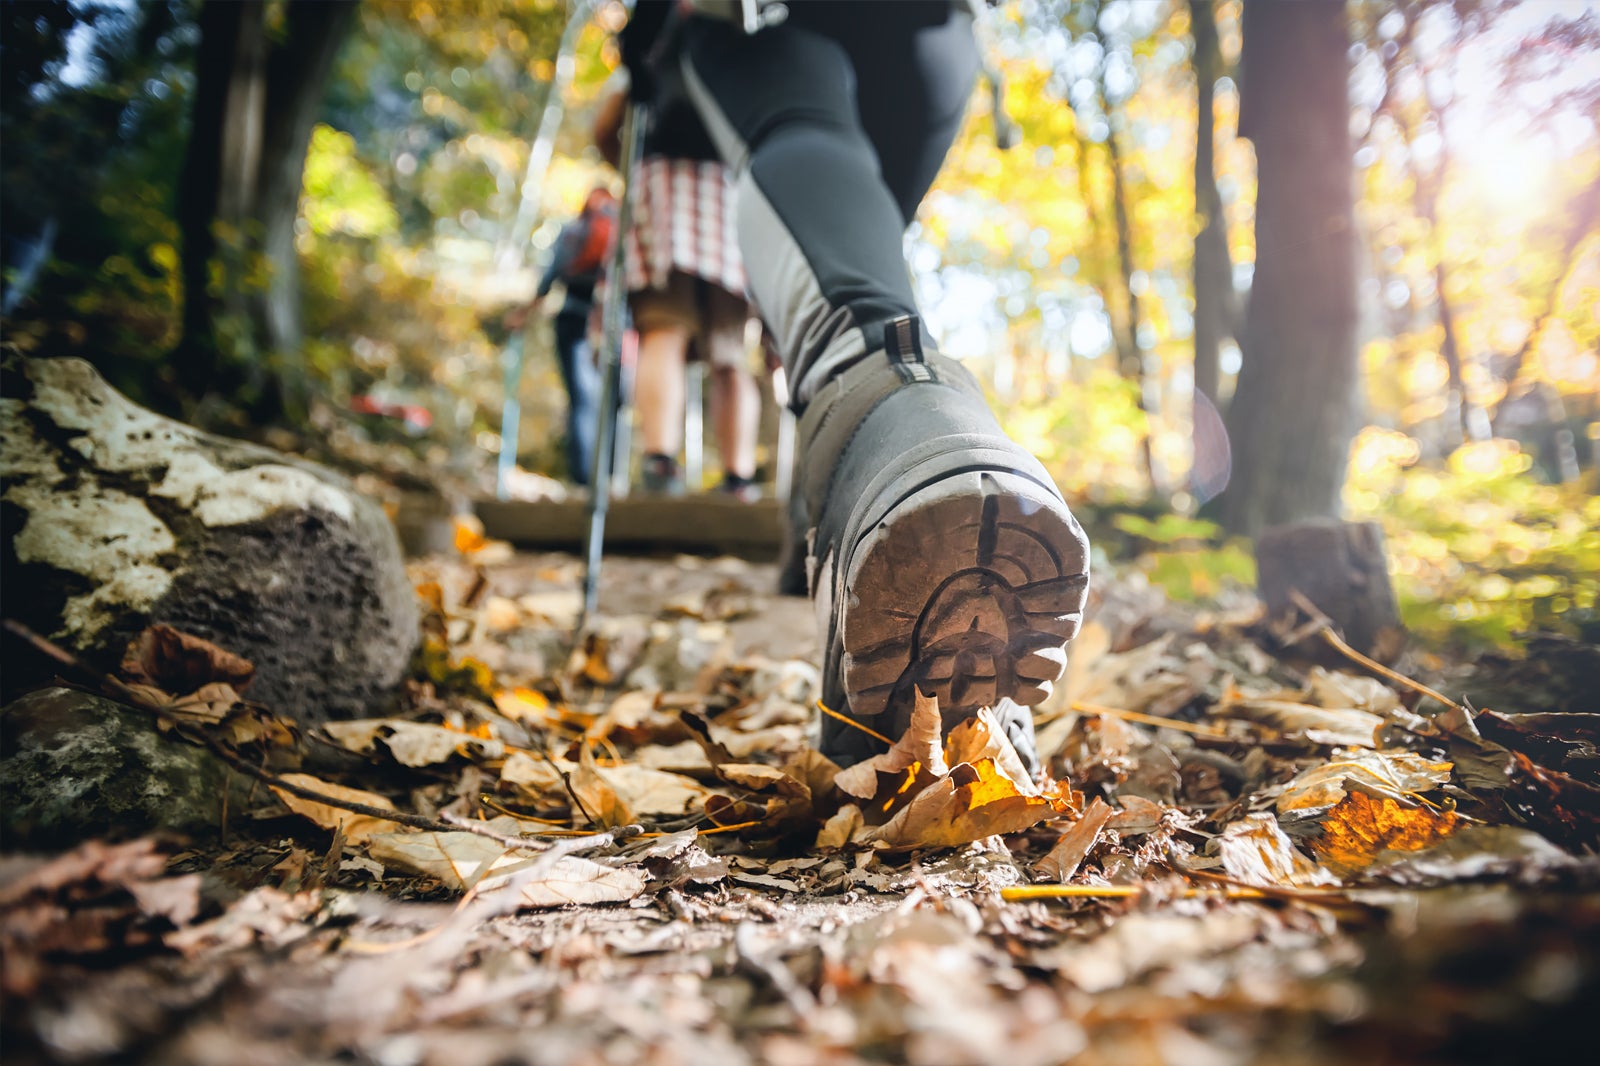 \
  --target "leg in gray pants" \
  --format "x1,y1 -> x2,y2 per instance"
678,1 -> 1091,772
